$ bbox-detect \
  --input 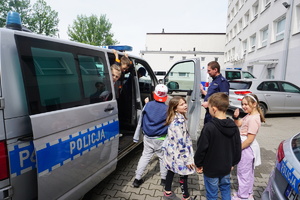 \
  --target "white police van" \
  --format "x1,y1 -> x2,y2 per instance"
0,12 -> 202,200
